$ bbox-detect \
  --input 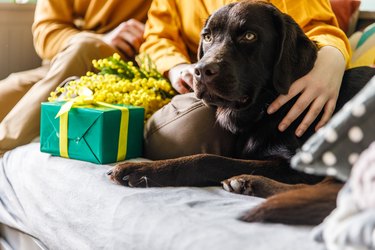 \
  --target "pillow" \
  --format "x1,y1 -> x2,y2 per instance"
350,23 -> 375,67
330,0 -> 361,35
291,76 -> 375,181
